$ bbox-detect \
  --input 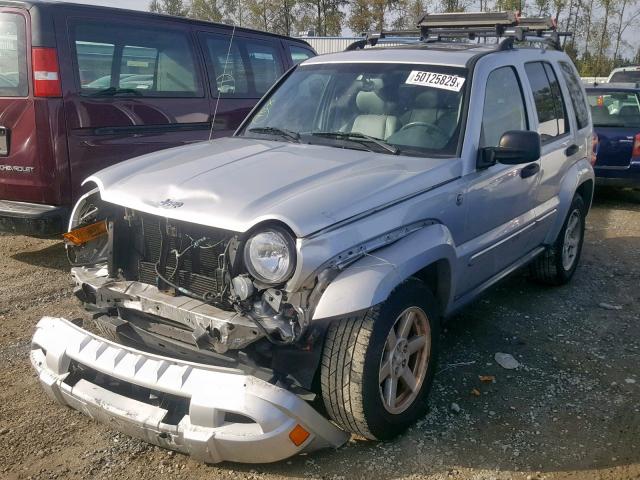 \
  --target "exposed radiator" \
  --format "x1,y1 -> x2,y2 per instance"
129,212 -> 232,307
